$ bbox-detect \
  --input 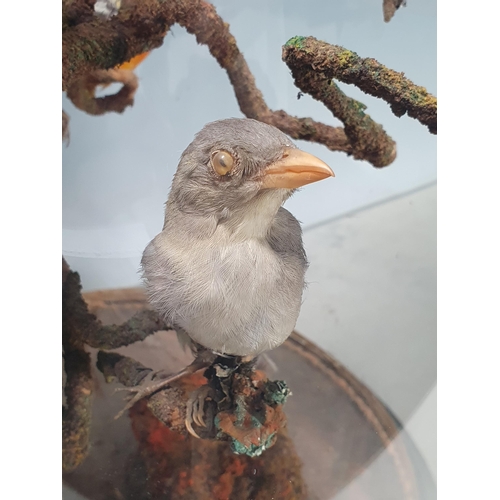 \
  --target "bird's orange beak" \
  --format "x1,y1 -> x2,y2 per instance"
260,147 -> 334,189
